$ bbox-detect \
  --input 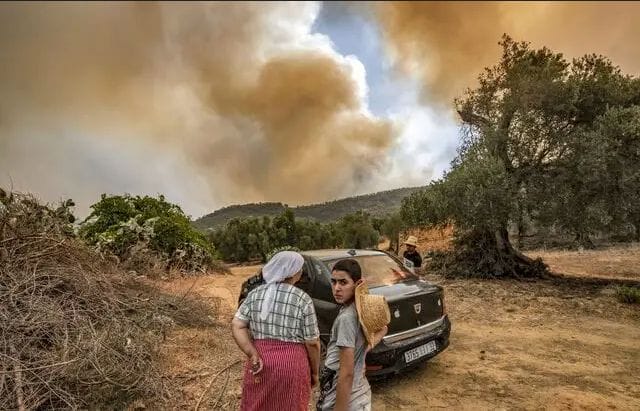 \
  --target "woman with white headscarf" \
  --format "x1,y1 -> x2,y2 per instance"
232,251 -> 321,411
